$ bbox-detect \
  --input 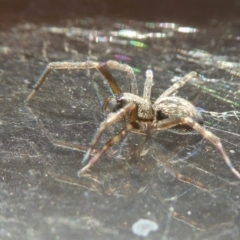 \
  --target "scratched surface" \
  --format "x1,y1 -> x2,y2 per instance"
0,6 -> 240,240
